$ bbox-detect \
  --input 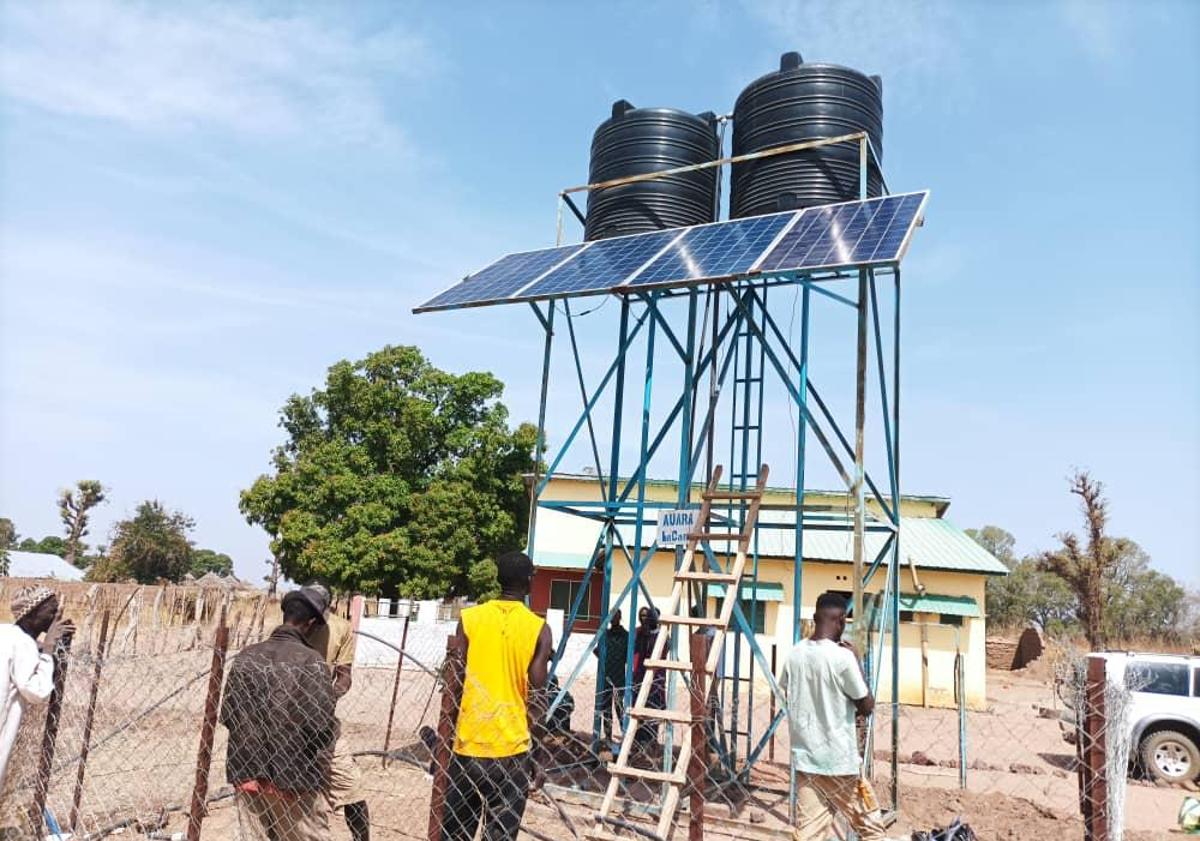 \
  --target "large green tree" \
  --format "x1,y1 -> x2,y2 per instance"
59,480 -> 107,567
190,548 -> 234,577
0,517 -> 13,575
89,501 -> 194,583
969,525 -> 1076,633
17,535 -> 69,556
239,345 -> 537,598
